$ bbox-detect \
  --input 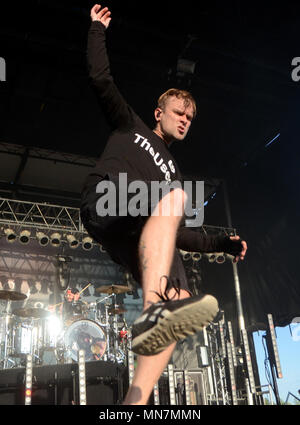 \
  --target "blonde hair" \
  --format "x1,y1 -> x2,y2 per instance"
157,88 -> 197,118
